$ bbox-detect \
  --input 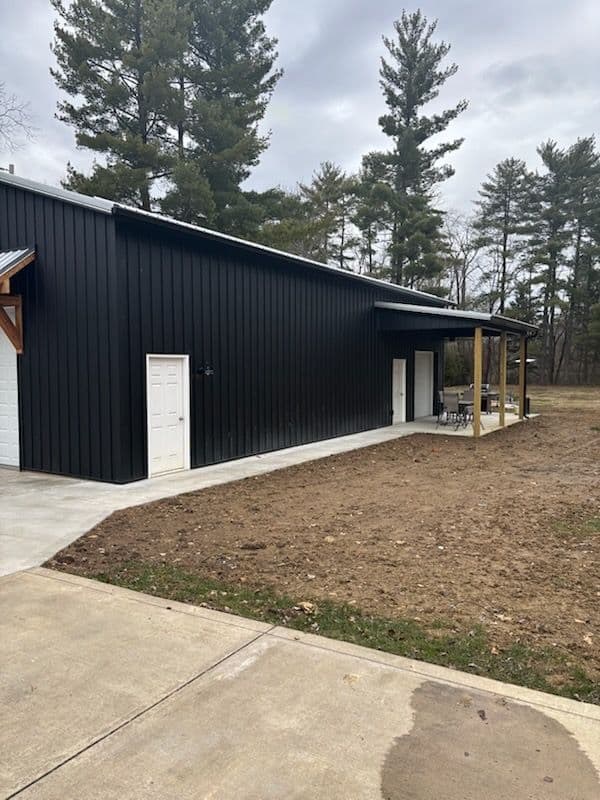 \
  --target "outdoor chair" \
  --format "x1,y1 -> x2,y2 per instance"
442,392 -> 461,428
460,401 -> 475,427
